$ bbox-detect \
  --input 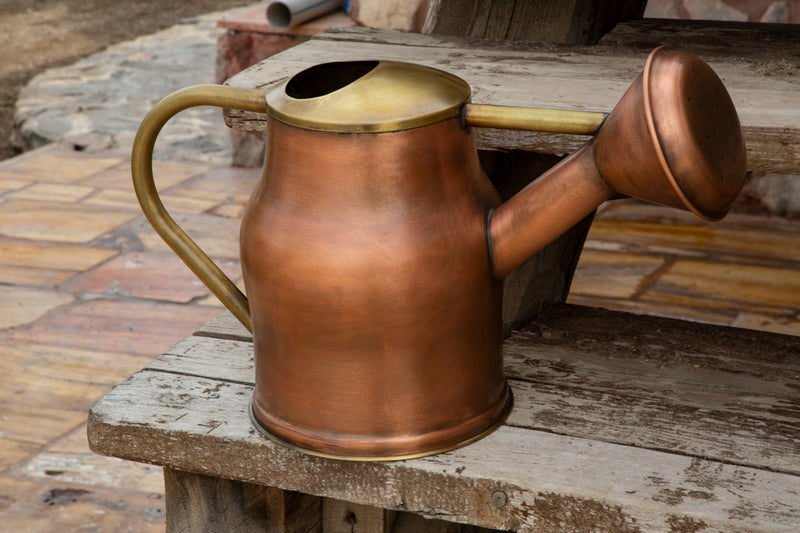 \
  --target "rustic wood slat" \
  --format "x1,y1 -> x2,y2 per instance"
90,306 -> 800,530
223,23 -> 800,175
151,305 -> 800,478
88,367 -> 800,532
423,0 -> 646,44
